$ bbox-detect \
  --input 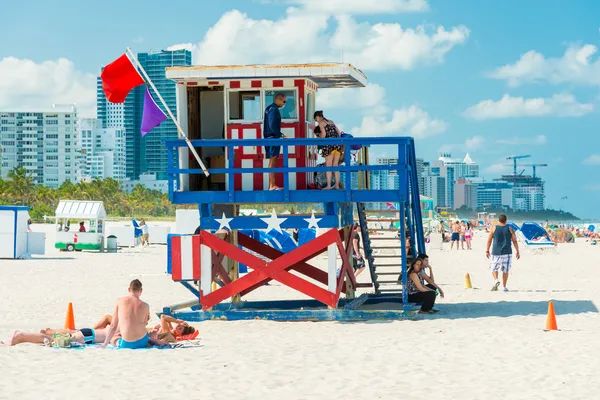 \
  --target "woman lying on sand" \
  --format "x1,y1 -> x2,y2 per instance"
5,314 -> 197,347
